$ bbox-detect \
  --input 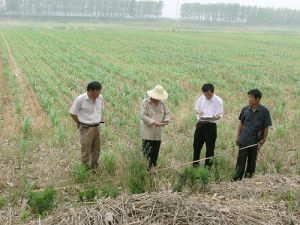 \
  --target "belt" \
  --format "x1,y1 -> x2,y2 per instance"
198,121 -> 214,124
199,121 -> 209,124
198,121 -> 216,125
80,123 -> 100,127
